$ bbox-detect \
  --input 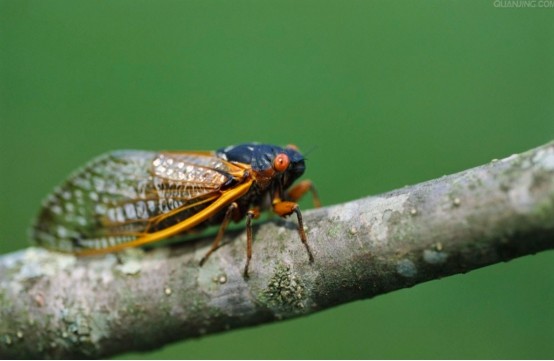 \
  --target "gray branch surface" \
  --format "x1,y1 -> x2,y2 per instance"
2,142 -> 554,359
